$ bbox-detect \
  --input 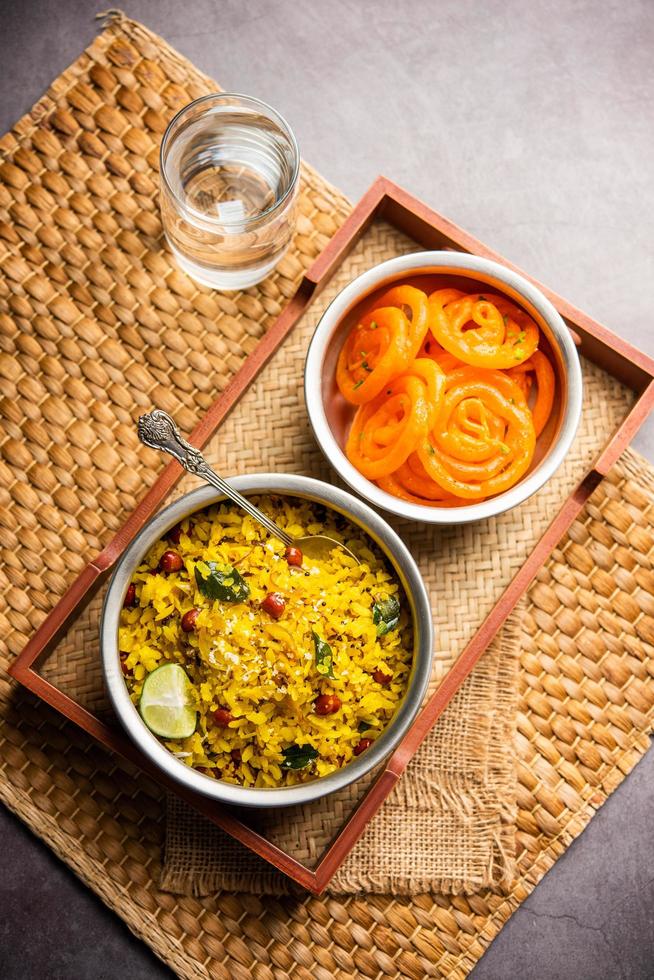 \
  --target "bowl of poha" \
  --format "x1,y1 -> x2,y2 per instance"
101,473 -> 433,808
